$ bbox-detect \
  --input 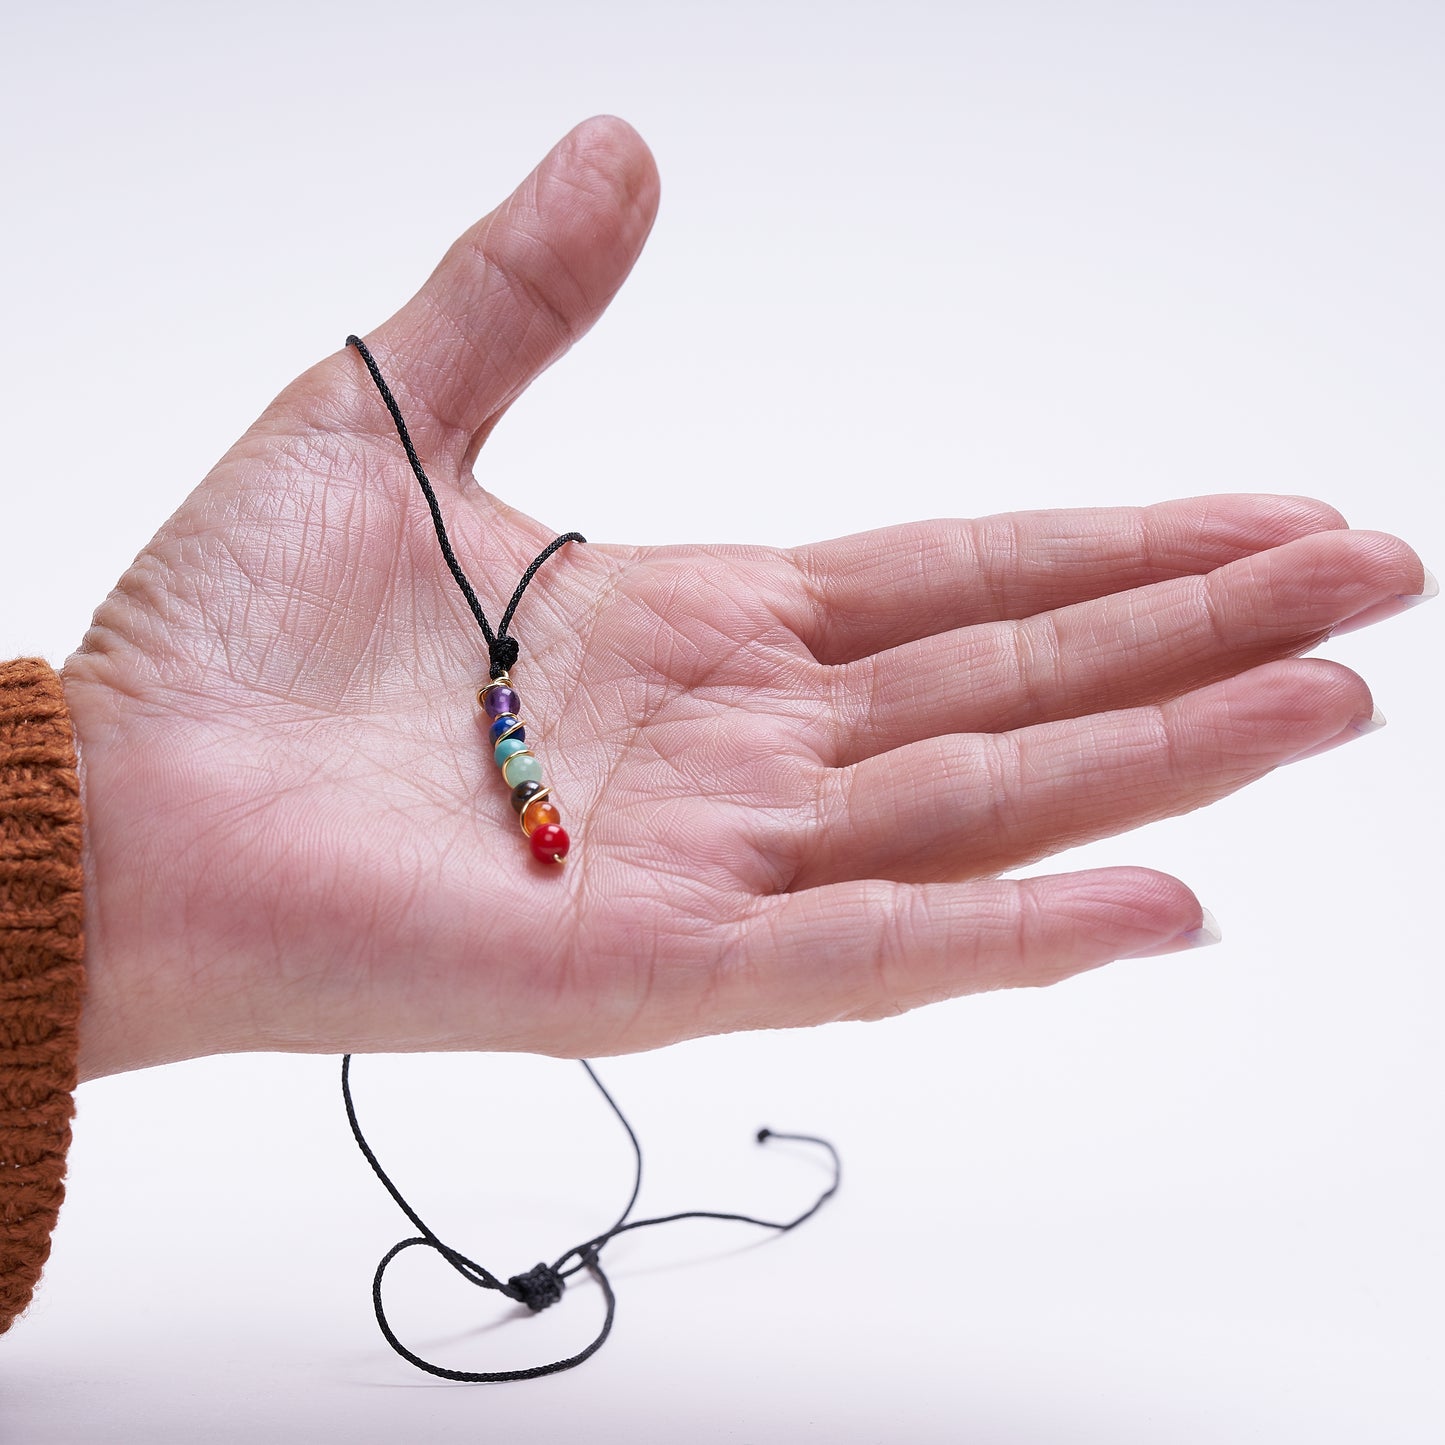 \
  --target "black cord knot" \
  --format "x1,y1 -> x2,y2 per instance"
508,1262 -> 565,1313
489,635 -> 520,678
